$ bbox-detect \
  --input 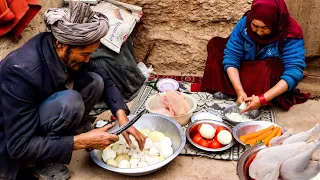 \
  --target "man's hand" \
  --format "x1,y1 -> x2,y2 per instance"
73,123 -> 119,150
241,95 -> 261,113
116,109 -> 146,151
236,91 -> 248,105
